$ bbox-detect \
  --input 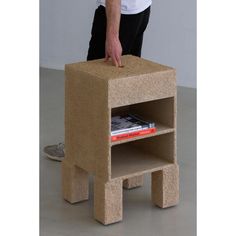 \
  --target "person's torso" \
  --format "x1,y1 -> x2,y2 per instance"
96,0 -> 152,15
